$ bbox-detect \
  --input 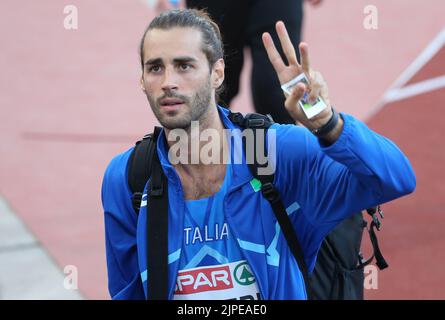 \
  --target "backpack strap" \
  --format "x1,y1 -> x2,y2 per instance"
127,126 -> 169,300
260,179 -> 315,299
146,126 -> 169,299
365,206 -> 388,270
228,111 -> 314,299
128,133 -> 156,213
